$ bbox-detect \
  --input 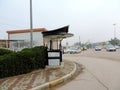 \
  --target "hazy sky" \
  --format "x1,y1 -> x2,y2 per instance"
0,0 -> 120,45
